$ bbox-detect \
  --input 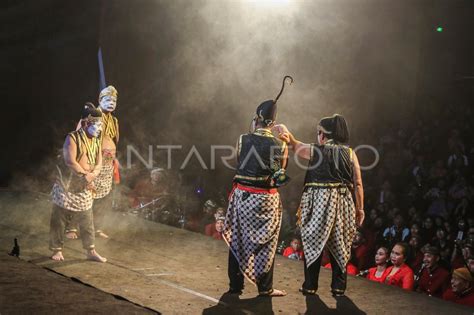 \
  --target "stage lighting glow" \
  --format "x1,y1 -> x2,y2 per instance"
436,26 -> 443,32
